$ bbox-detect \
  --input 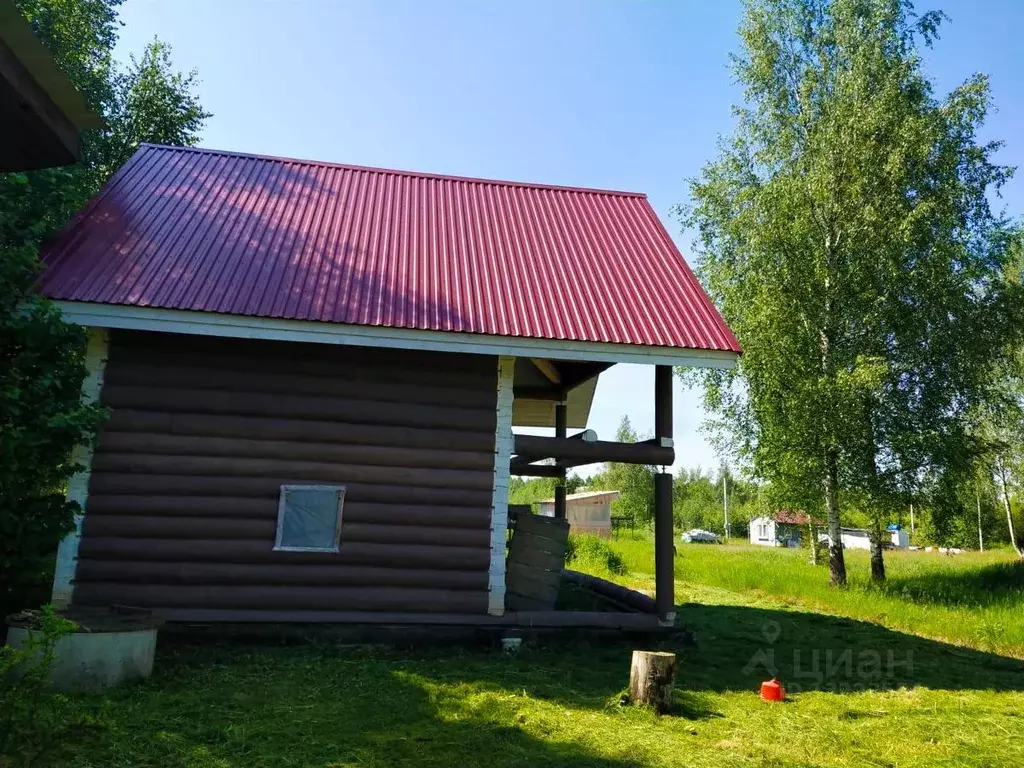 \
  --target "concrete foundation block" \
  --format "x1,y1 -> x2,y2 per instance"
6,626 -> 157,692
